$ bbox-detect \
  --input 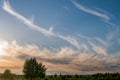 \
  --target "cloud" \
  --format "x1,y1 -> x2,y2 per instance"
1,0 -> 120,74
95,38 -> 108,47
71,0 -> 110,21
106,27 -> 119,41
58,34 -> 81,50
2,0 -> 81,50
1,39 -> 120,74
118,38 -> 120,44
88,41 -> 107,55
63,6 -> 70,11
78,34 -> 109,55
2,0 -> 54,36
